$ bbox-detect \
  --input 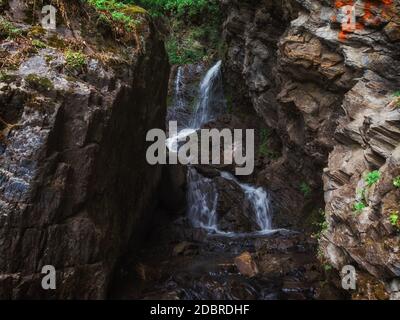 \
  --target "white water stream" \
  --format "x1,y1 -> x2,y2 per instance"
167,61 -> 273,234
